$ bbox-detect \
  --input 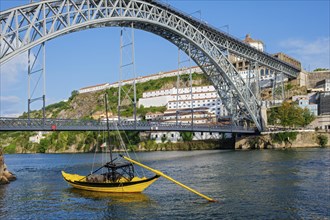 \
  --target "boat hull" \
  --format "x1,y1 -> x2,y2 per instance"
62,171 -> 159,193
